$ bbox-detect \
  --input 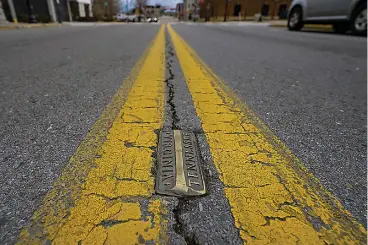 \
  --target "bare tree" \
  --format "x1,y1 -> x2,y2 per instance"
136,0 -> 147,8
93,0 -> 120,19
136,0 -> 147,15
